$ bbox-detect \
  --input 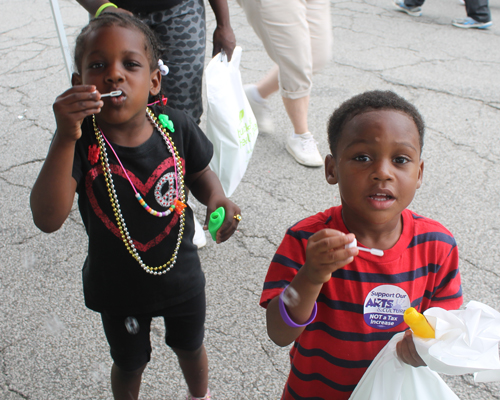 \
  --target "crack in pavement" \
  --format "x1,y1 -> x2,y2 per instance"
330,56 -> 500,112
462,257 -> 500,279
428,127 -> 499,165
0,159 -> 45,174
0,345 -> 31,400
